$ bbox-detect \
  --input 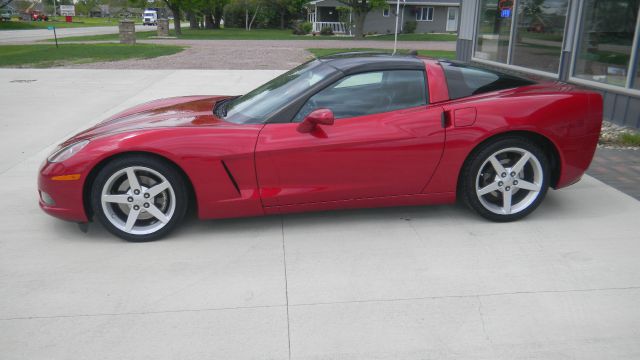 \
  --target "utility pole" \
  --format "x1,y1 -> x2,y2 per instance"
393,0 -> 401,55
